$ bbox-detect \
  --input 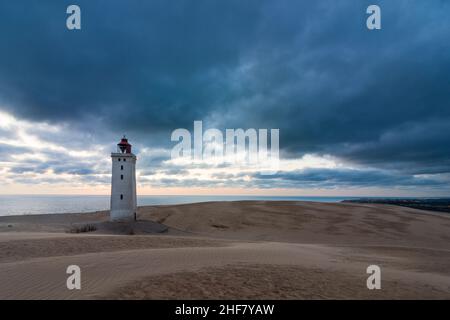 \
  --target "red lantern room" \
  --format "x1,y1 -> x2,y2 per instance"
117,135 -> 132,154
